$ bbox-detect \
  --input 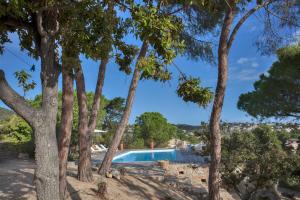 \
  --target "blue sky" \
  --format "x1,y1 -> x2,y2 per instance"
0,13 -> 297,125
